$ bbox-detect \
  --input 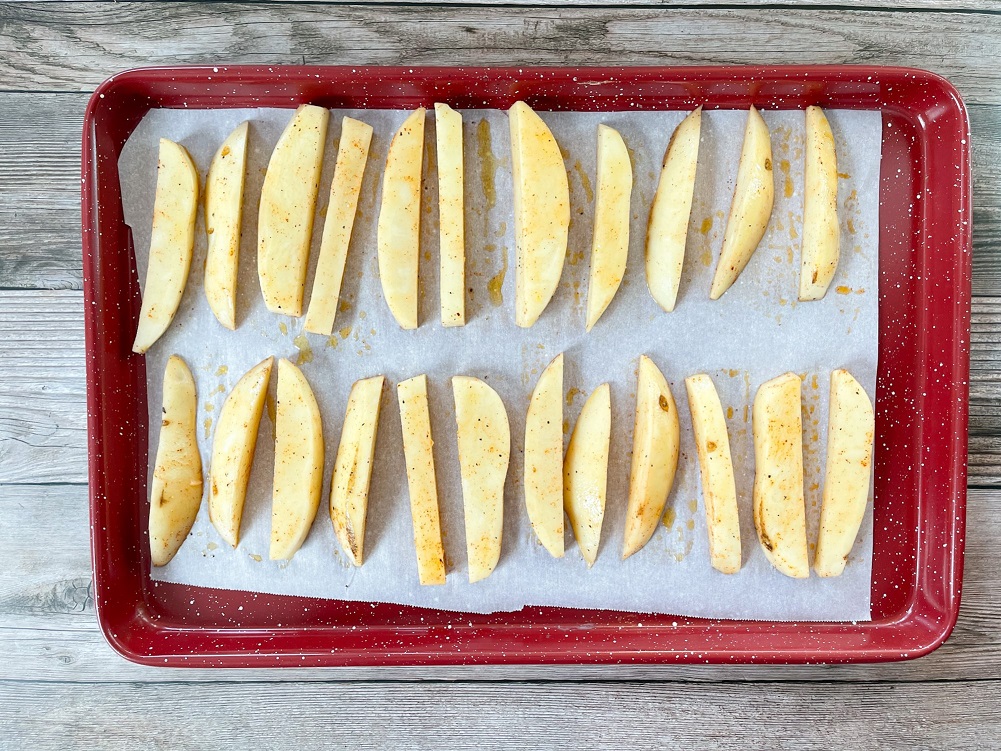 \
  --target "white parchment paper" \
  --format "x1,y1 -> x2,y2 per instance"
121,105 -> 880,621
